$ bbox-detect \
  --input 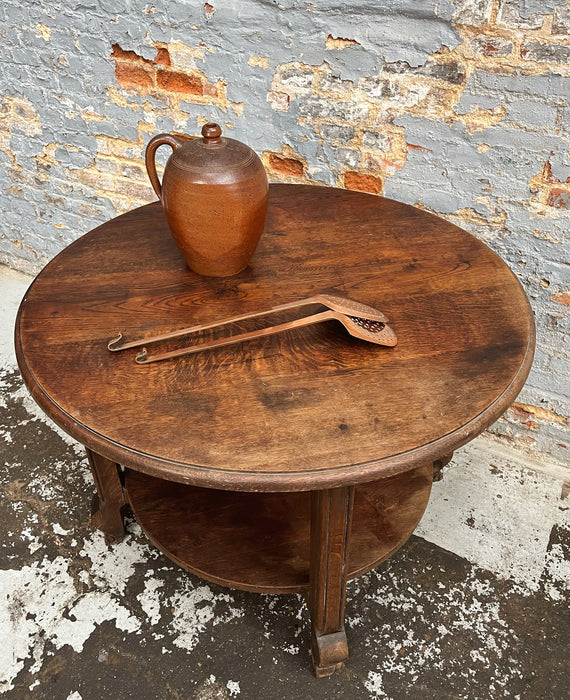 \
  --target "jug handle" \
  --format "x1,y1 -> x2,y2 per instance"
145,133 -> 186,200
